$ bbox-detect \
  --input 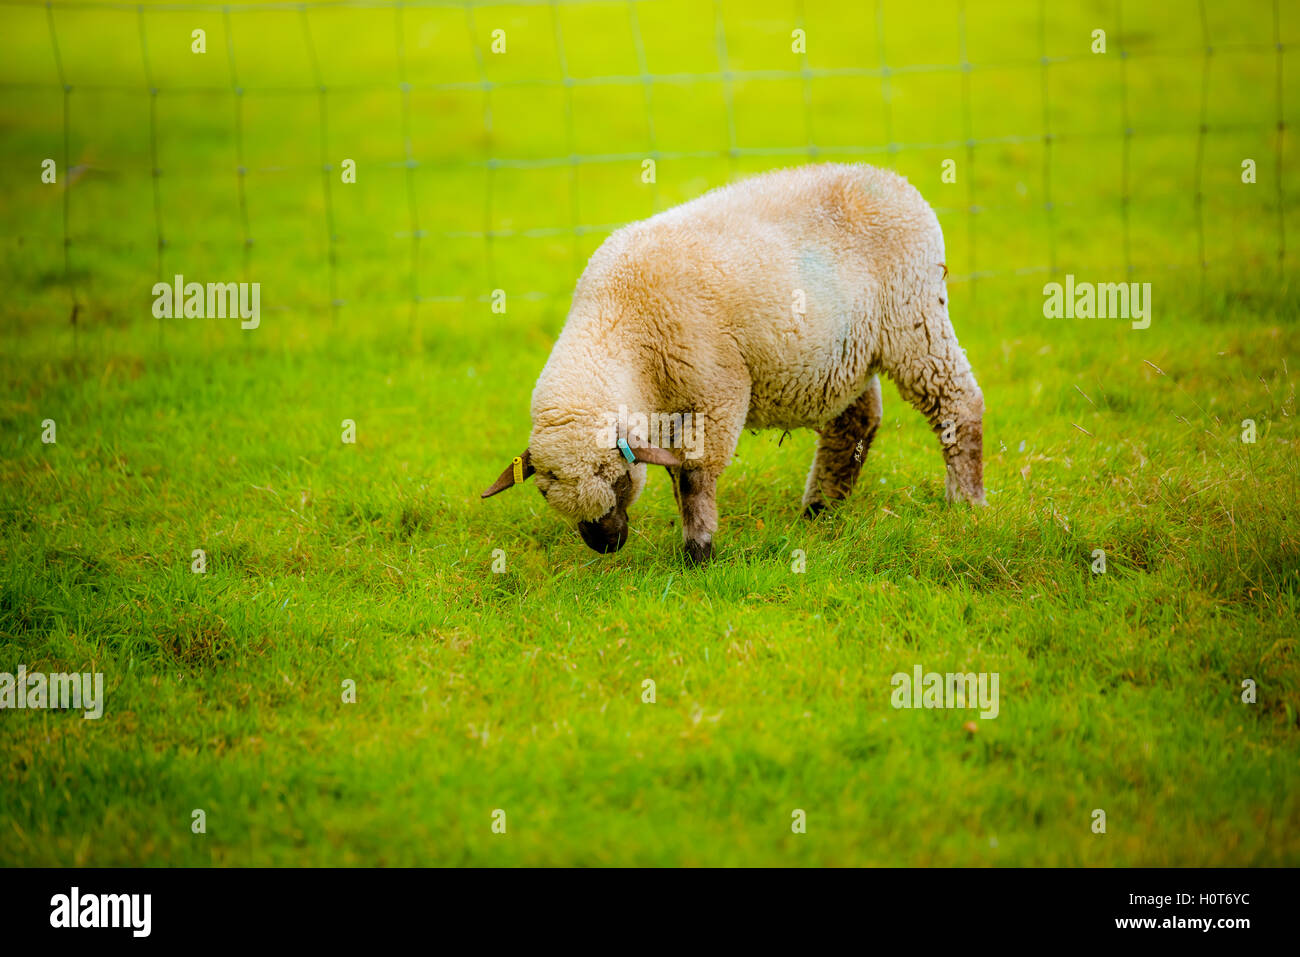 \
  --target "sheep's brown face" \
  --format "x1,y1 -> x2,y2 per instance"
531,453 -> 632,522
574,472 -> 633,553
482,442 -> 678,556
535,464 -> 641,554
